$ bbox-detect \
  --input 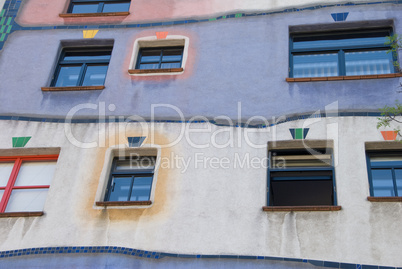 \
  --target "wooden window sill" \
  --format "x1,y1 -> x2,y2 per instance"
0,212 -> 44,218
96,201 -> 152,207
41,86 -> 105,92
262,205 -> 341,212
286,73 -> 402,82
128,68 -> 184,74
367,196 -> 402,202
59,12 -> 130,18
